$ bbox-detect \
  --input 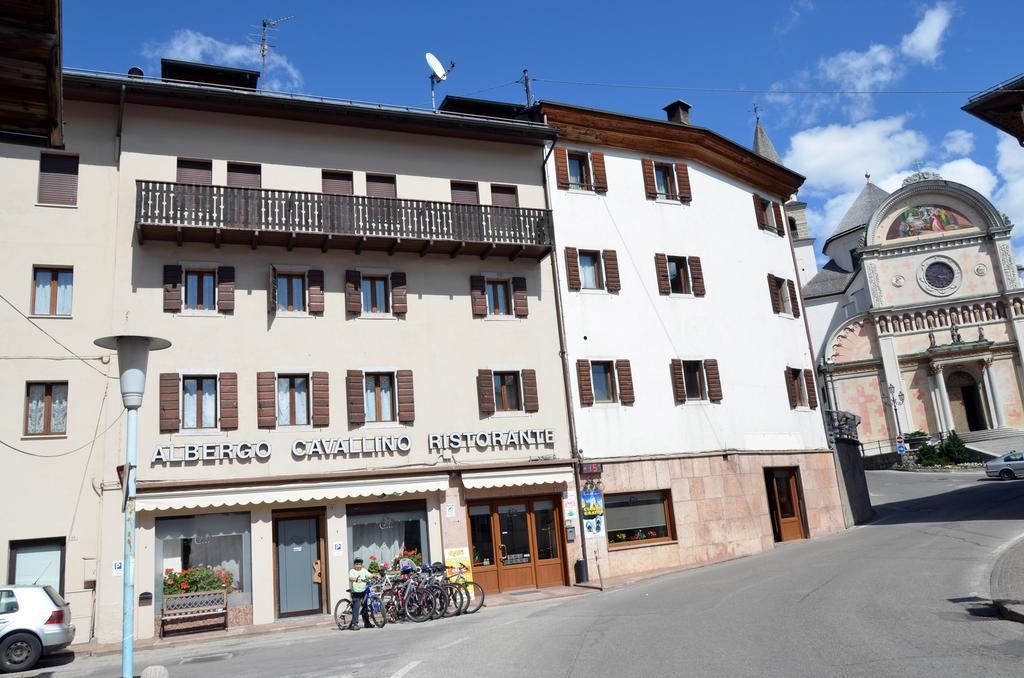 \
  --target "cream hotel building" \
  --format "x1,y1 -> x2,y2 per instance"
1,20 -> 850,645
